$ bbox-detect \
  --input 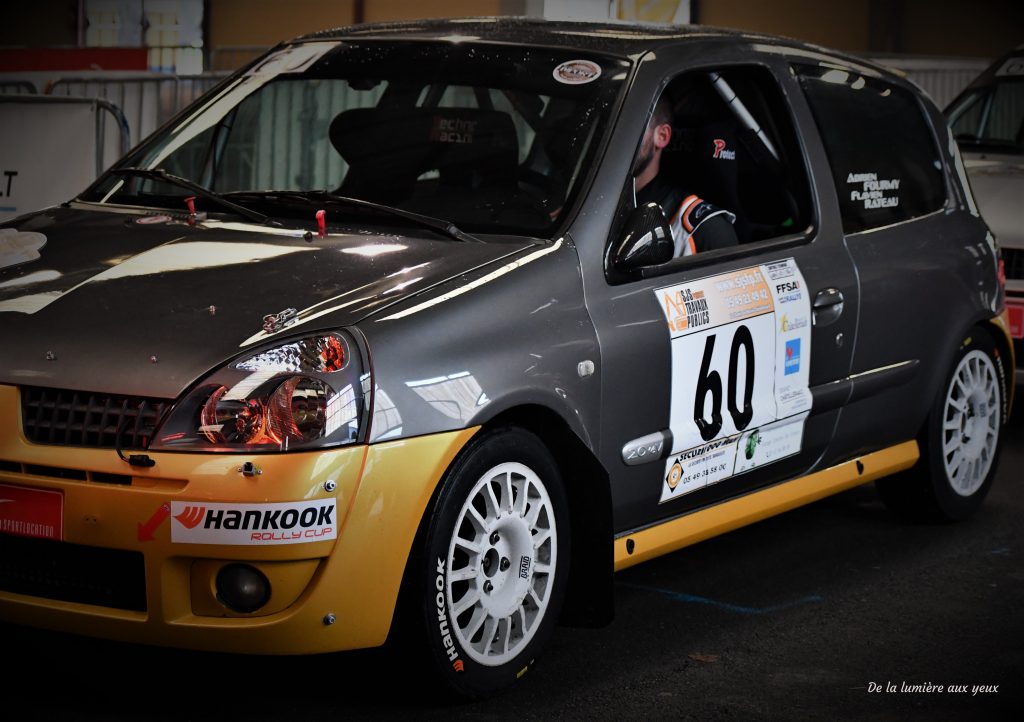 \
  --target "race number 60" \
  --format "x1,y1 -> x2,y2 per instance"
694,324 -> 755,441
